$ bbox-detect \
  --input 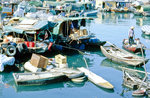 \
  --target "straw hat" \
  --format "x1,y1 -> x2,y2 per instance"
130,26 -> 134,29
